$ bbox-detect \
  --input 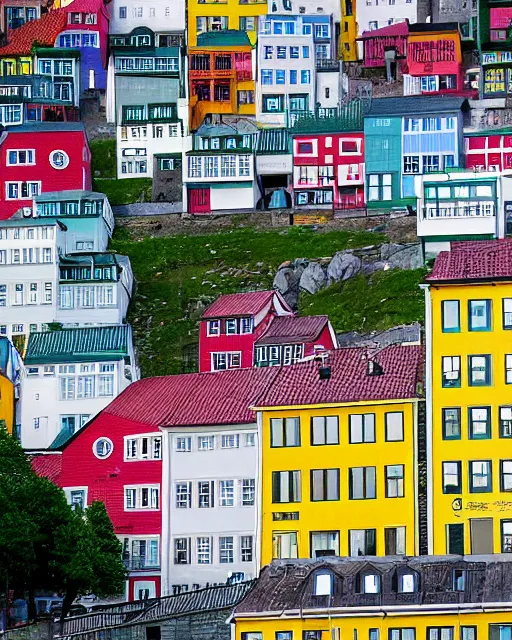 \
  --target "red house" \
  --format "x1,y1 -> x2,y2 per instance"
292,133 -> 365,212
199,290 -> 293,373
0,123 -> 92,220
360,21 -> 408,69
465,131 -> 512,173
